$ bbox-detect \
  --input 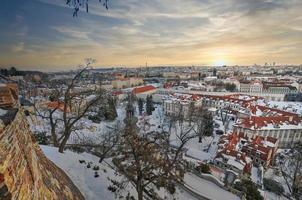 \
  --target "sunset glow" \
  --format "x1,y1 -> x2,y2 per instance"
0,0 -> 302,70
